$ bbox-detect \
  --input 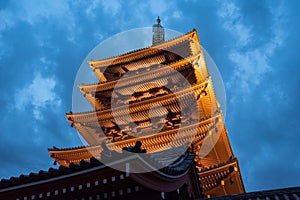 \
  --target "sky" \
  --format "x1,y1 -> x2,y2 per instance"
0,0 -> 299,193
